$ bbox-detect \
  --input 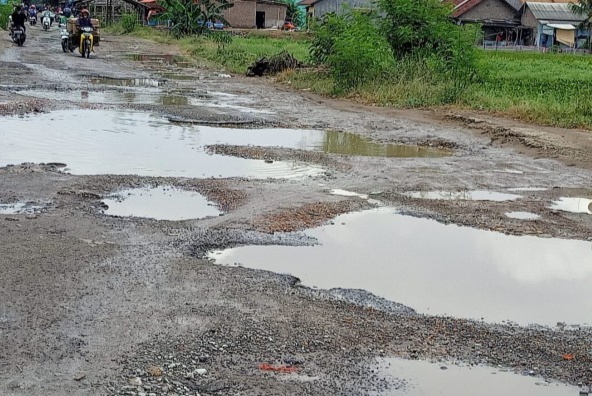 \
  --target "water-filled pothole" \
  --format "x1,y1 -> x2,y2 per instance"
18,90 -> 187,105
323,131 -> 449,158
379,358 -> 578,396
505,211 -> 540,220
102,186 -> 220,220
128,54 -> 189,67
550,197 -> 592,214
0,110 -> 323,178
406,190 -> 522,202
90,77 -> 164,87
0,202 -> 44,214
210,208 -> 592,325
